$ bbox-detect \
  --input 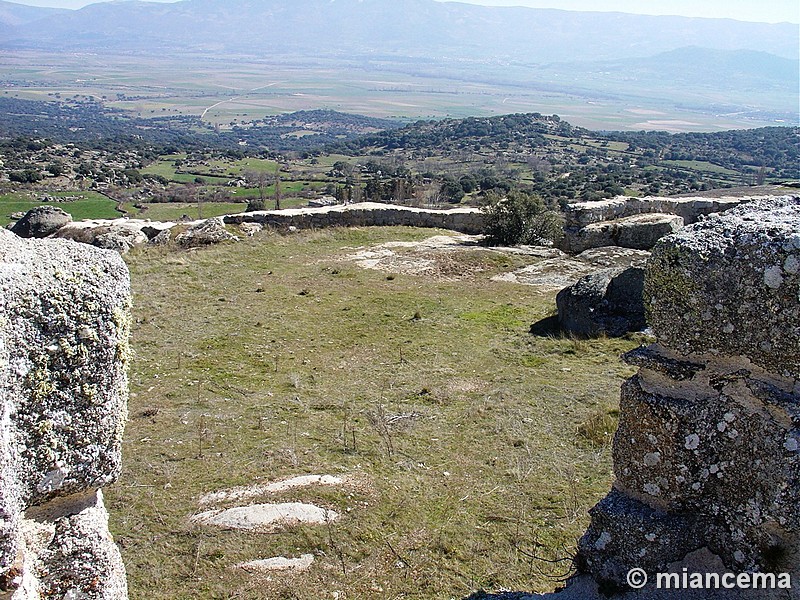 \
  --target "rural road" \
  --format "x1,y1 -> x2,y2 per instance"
200,82 -> 281,120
